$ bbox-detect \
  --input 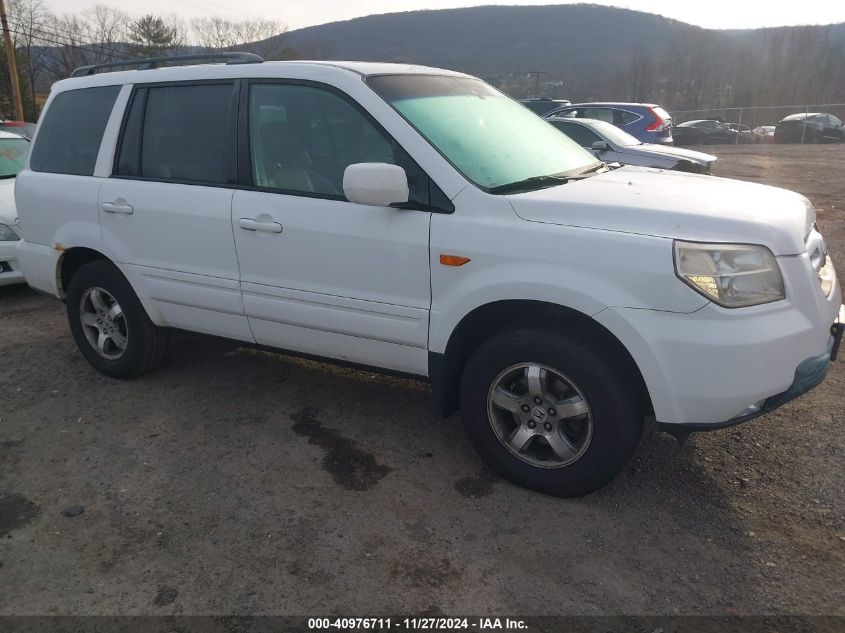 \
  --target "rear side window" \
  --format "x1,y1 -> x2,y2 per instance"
116,83 -> 235,185
30,85 -> 119,176
581,108 -> 614,123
